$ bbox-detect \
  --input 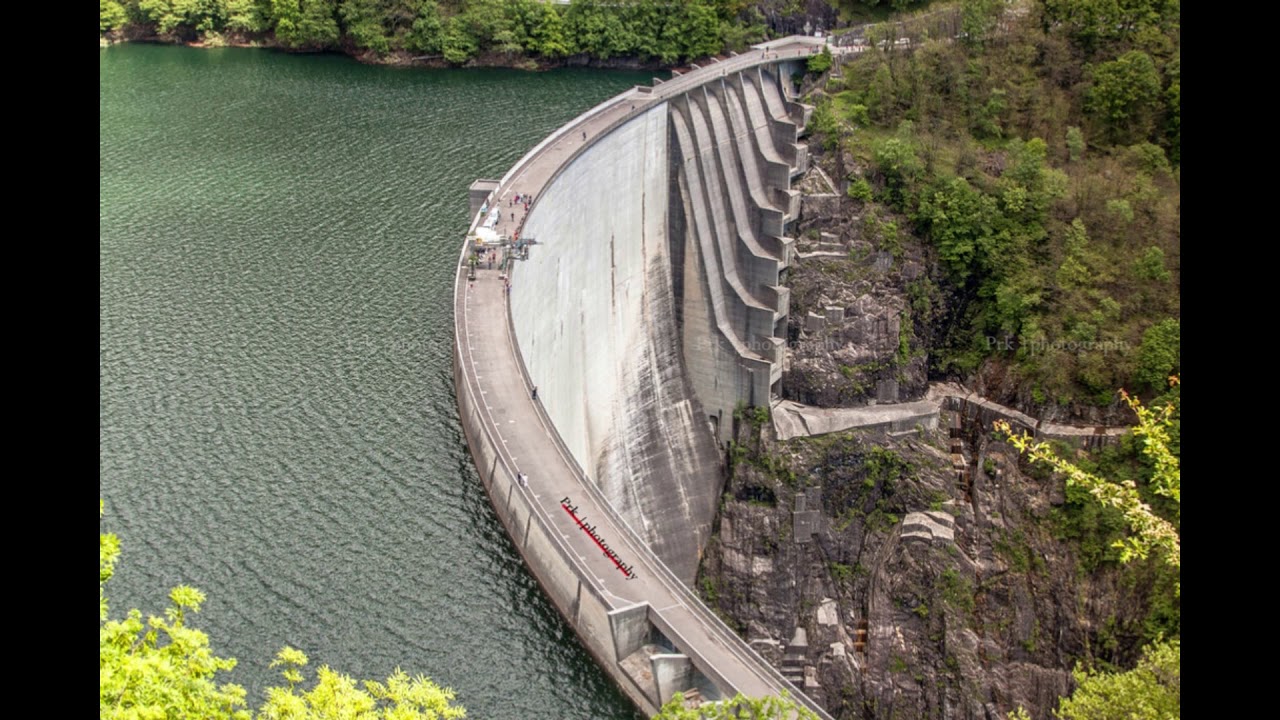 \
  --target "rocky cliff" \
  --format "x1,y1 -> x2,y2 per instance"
698,404 -> 1175,719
